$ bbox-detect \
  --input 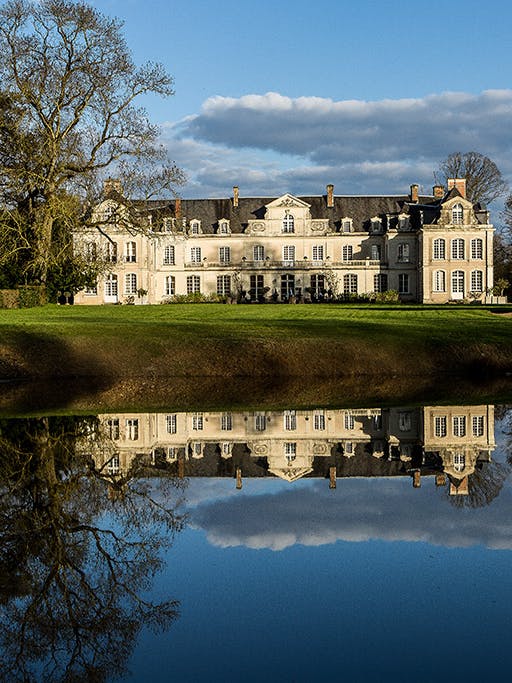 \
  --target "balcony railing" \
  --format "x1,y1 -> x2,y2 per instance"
184,259 -> 384,269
